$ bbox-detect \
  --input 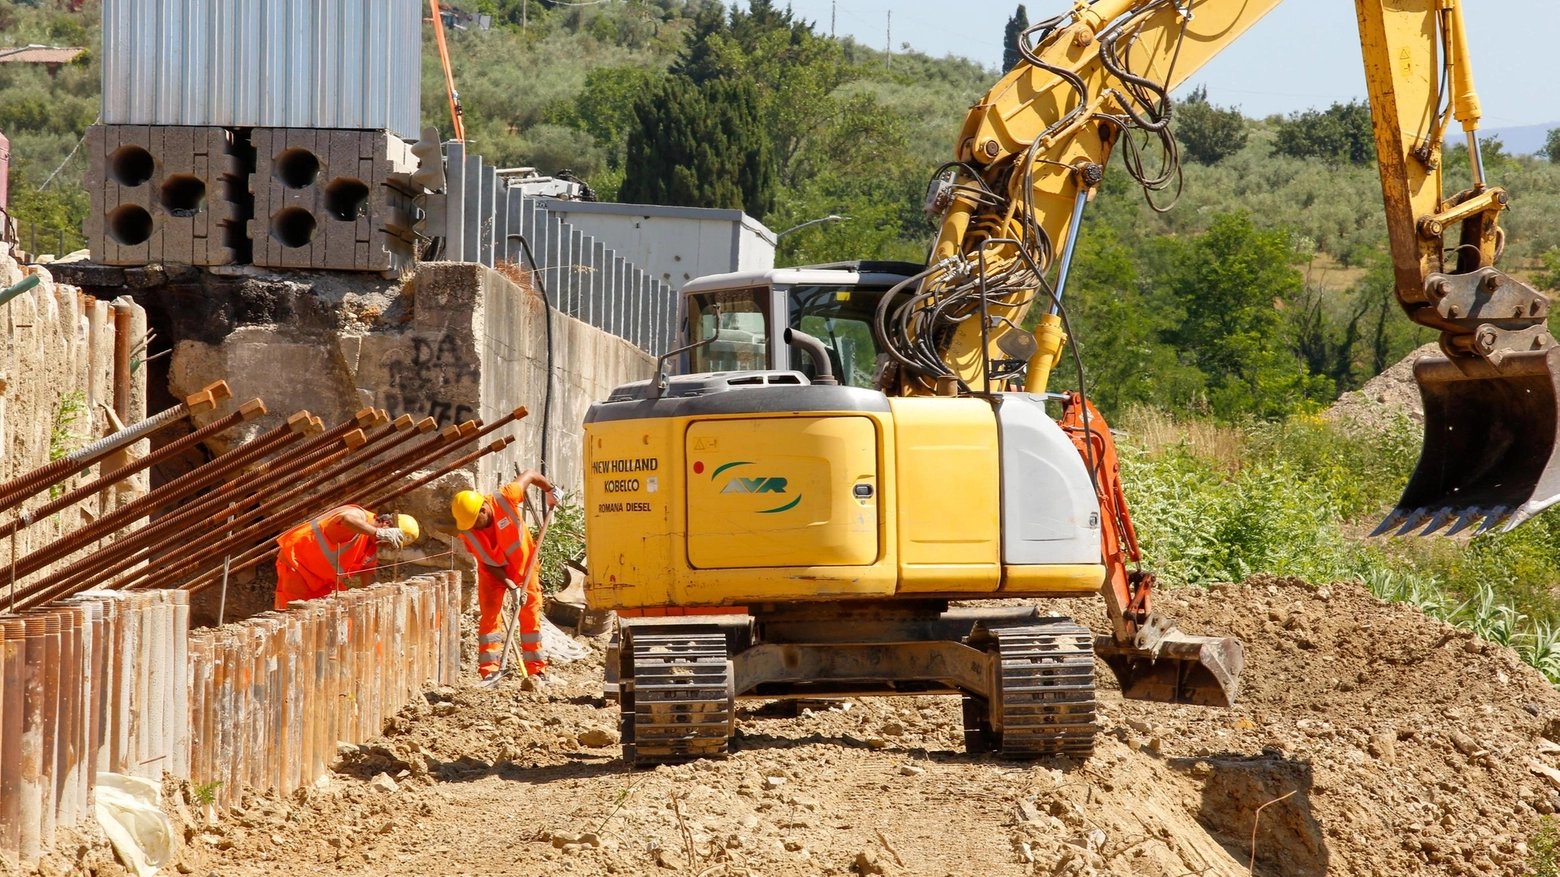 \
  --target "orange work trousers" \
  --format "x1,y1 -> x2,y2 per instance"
477,569 -> 546,678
